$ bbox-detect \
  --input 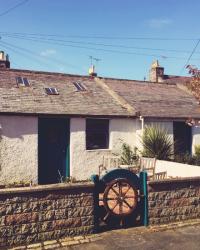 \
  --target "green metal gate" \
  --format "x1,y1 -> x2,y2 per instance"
91,169 -> 148,231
